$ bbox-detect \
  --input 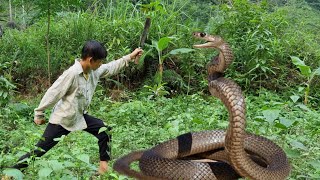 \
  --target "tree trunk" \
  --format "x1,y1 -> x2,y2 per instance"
46,0 -> 51,85
9,0 -> 13,22
21,0 -> 26,29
